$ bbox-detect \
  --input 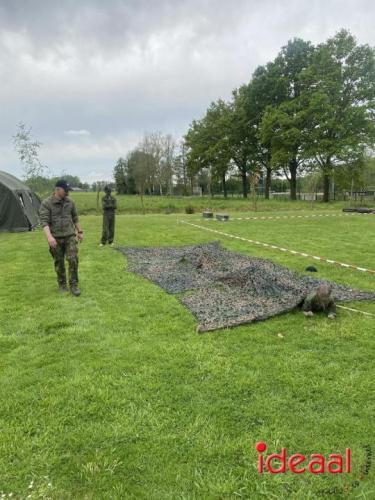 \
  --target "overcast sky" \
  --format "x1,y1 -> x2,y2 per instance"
1,0 -> 374,183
